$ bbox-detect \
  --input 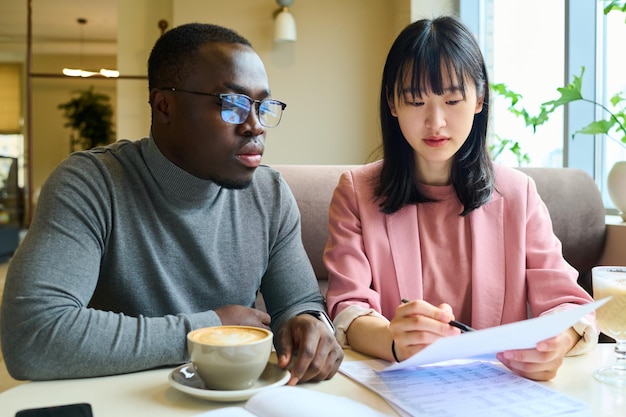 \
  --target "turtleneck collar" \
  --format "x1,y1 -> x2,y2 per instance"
143,135 -> 222,202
